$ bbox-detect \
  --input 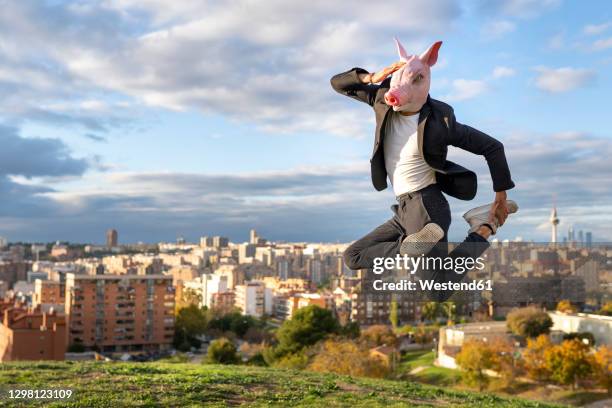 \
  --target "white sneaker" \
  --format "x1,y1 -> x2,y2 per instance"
400,223 -> 444,257
463,200 -> 518,235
